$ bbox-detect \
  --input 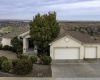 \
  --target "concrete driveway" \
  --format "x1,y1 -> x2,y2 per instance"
0,50 -> 17,59
51,59 -> 100,78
